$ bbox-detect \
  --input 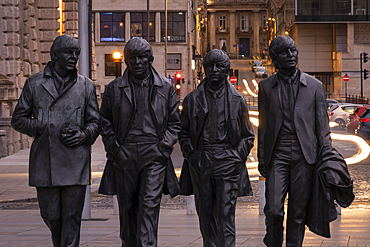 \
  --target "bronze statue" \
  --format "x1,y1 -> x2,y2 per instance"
179,49 -> 255,247
11,35 -> 100,247
98,38 -> 181,247
258,36 -> 350,246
